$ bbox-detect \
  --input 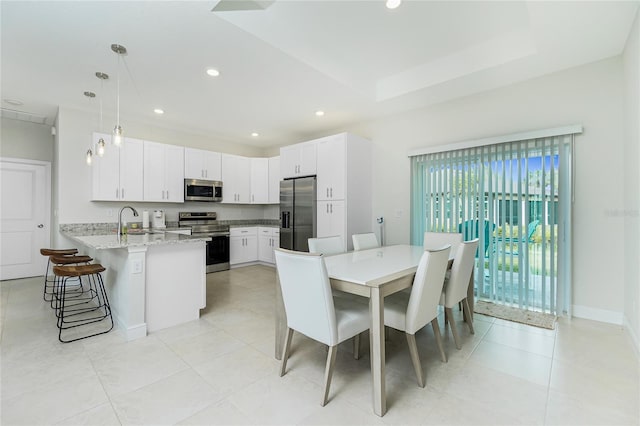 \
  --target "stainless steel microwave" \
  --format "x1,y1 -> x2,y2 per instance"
184,179 -> 223,202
